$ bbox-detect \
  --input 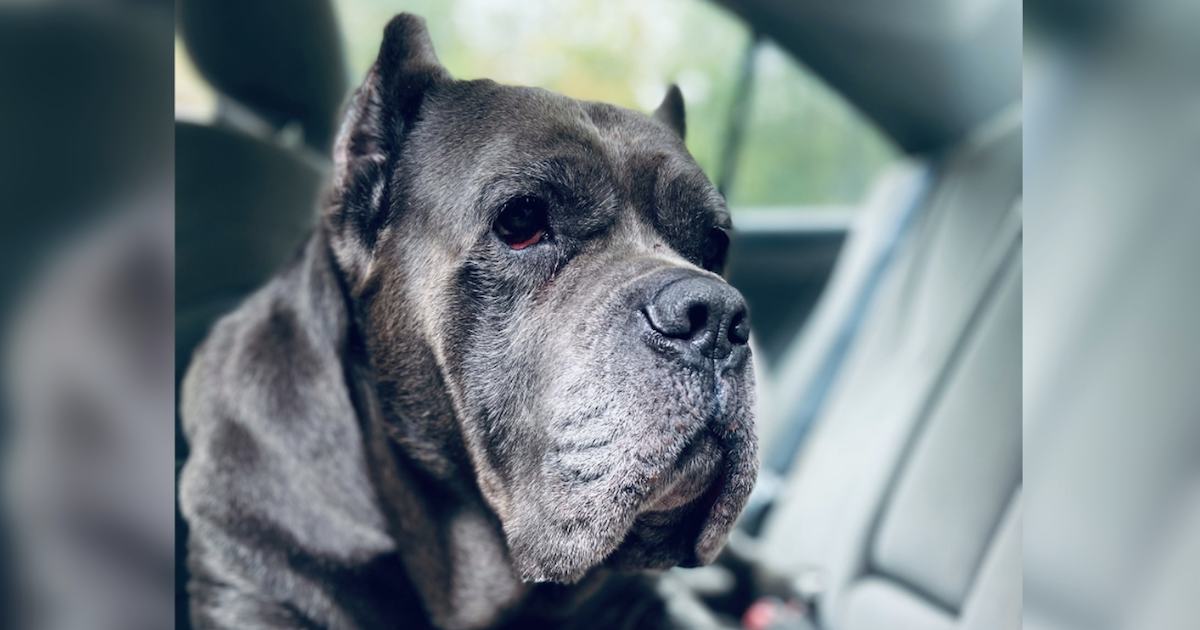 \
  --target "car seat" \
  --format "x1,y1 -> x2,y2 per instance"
746,106 -> 1022,630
